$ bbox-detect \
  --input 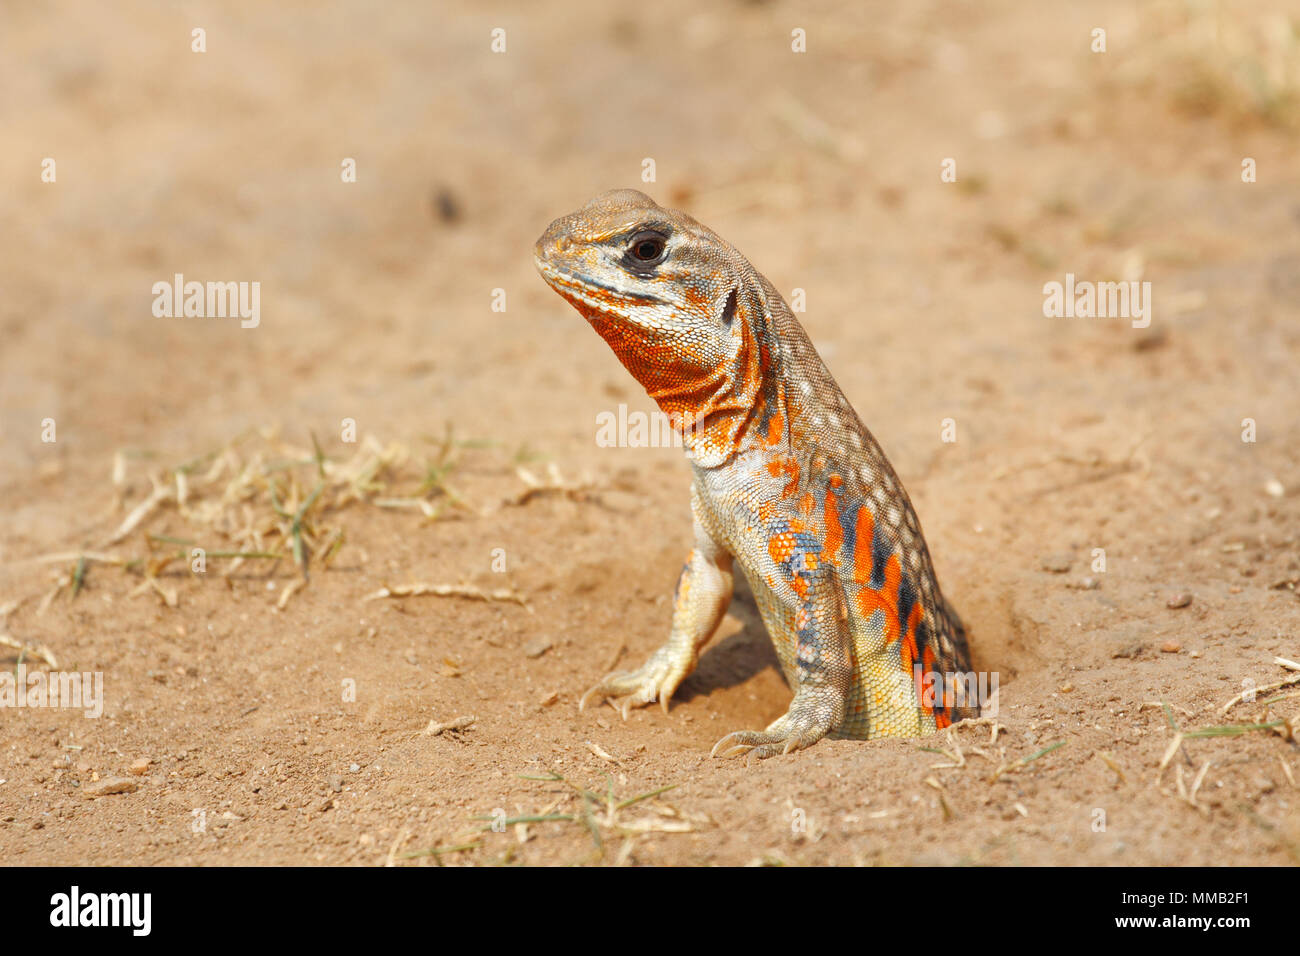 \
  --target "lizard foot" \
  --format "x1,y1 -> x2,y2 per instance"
578,647 -> 693,720
710,691 -> 843,760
